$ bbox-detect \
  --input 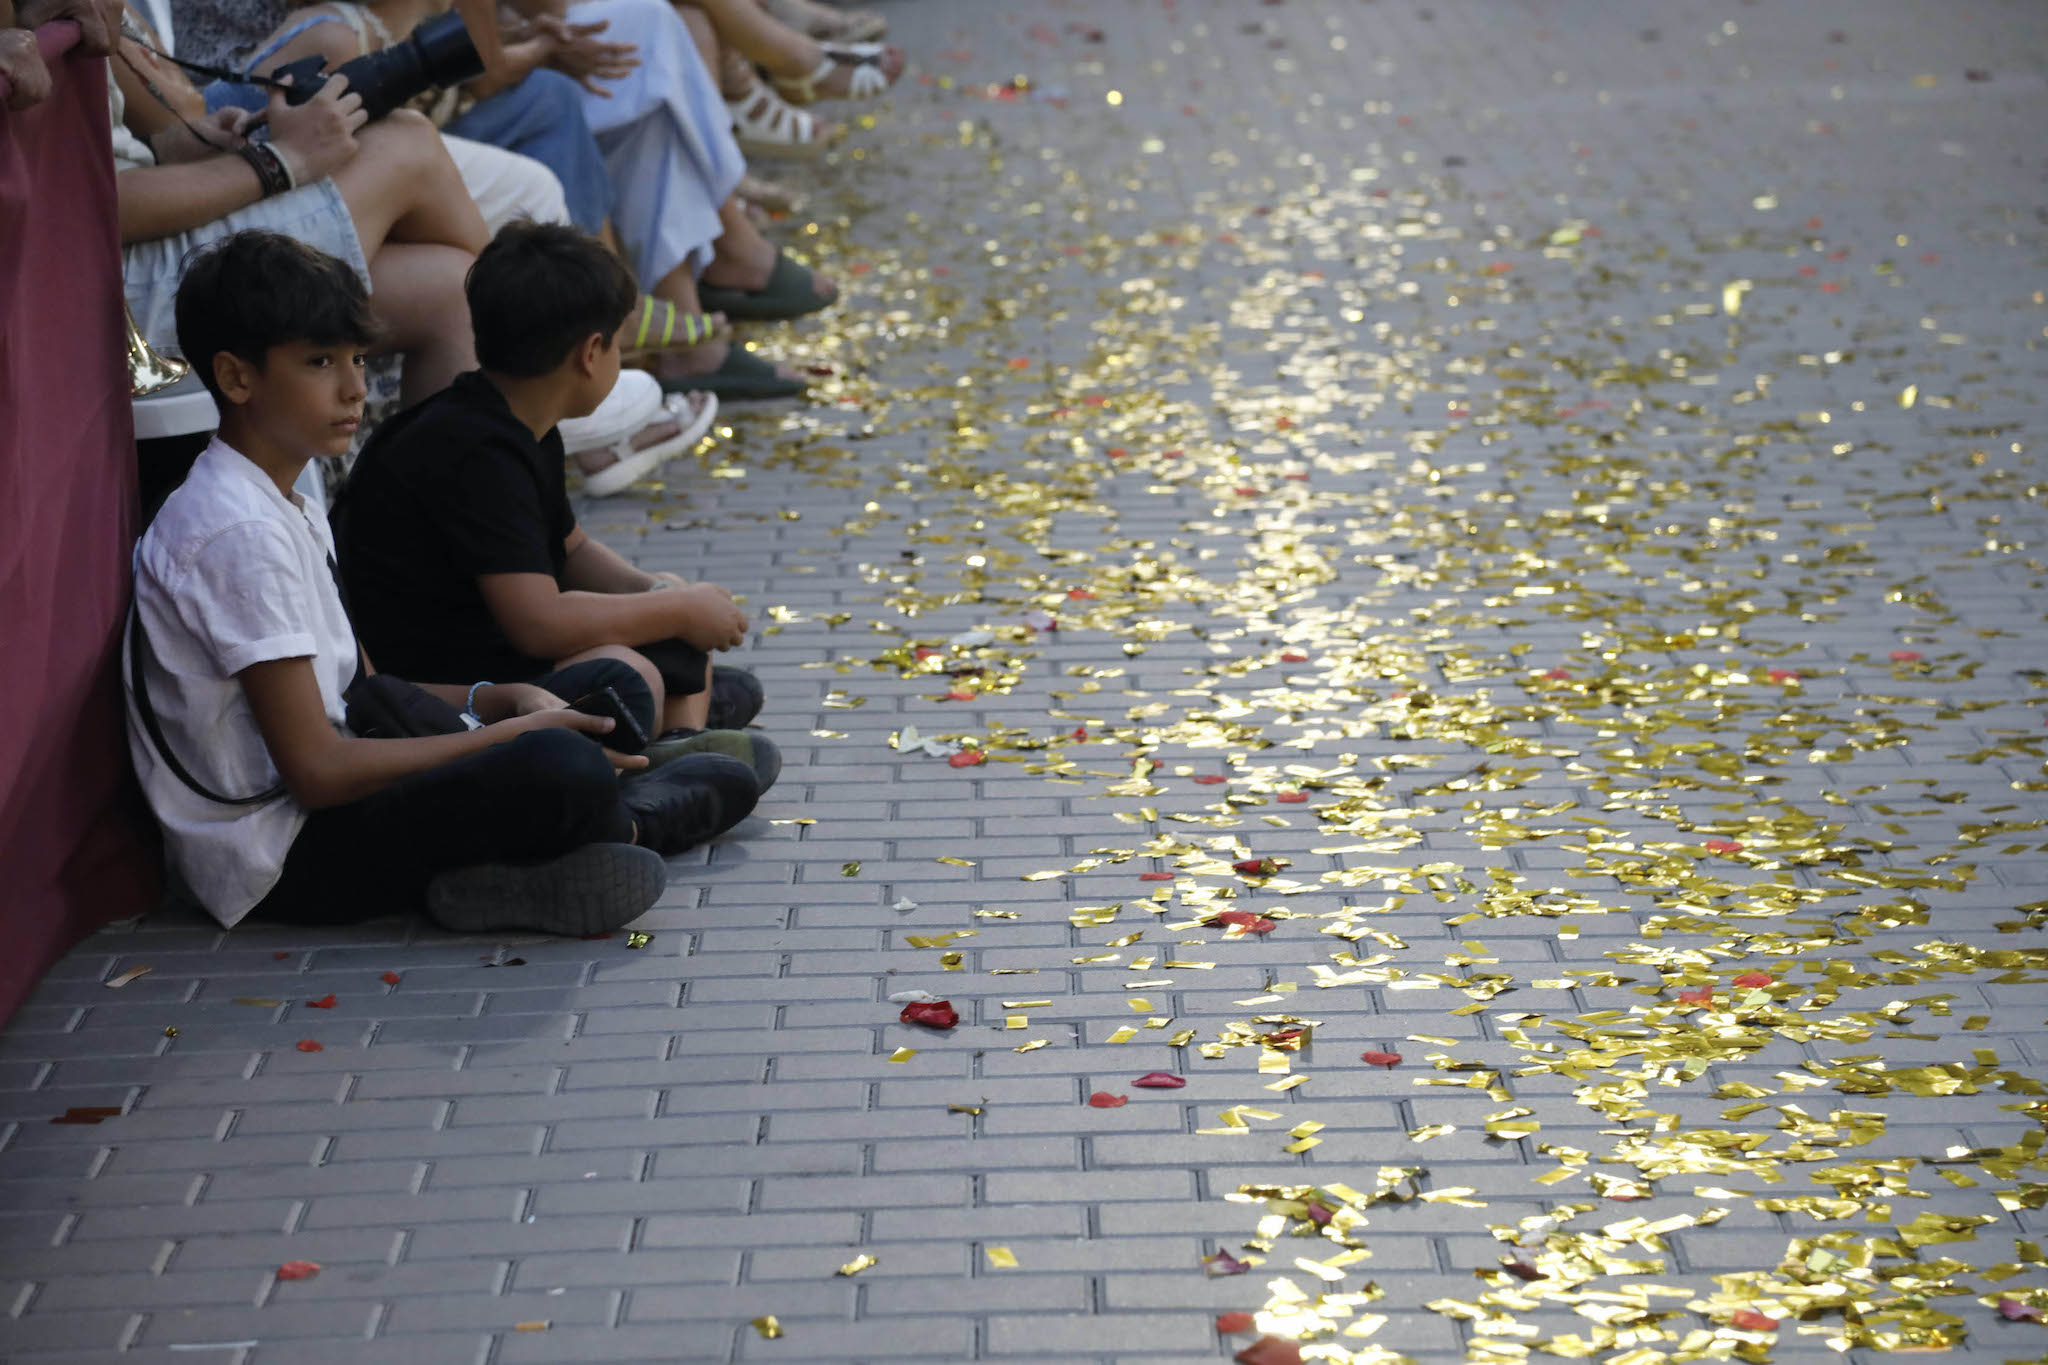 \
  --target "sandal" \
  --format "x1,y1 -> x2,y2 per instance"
764,0 -> 886,44
695,249 -> 835,322
575,390 -> 720,498
728,76 -> 830,158
770,42 -> 901,104
656,347 -> 806,402
620,296 -> 726,362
